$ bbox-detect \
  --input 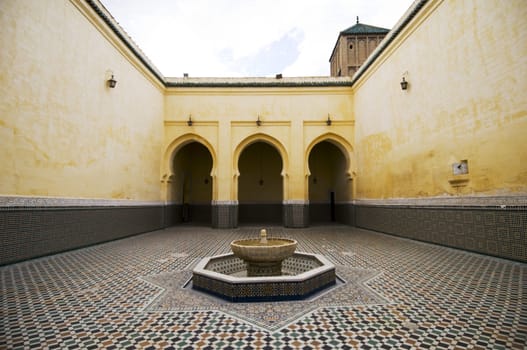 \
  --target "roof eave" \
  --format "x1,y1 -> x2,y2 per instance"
350,0 -> 429,86
165,77 -> 354,88
83,0 -> 166,85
